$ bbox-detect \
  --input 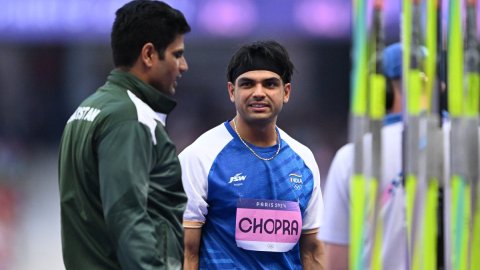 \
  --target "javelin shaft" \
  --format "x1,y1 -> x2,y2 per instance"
350,0 -> 369,268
